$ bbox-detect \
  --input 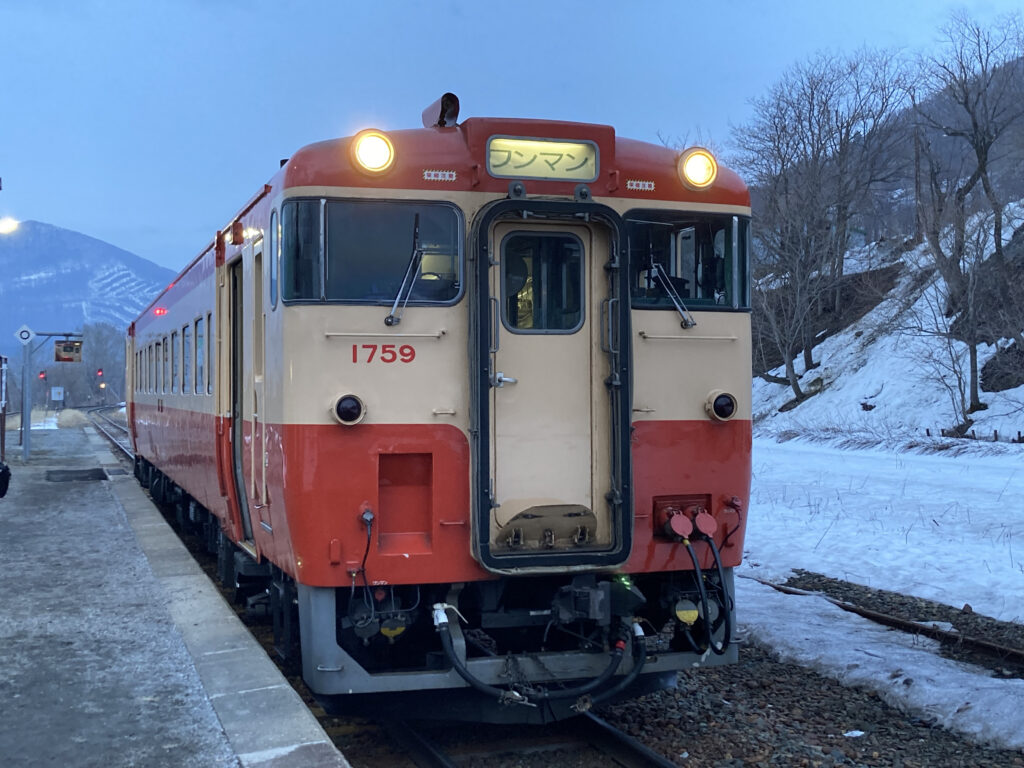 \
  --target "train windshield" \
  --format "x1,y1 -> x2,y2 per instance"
281,199 -> 462,304
625,212 -> 750,310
